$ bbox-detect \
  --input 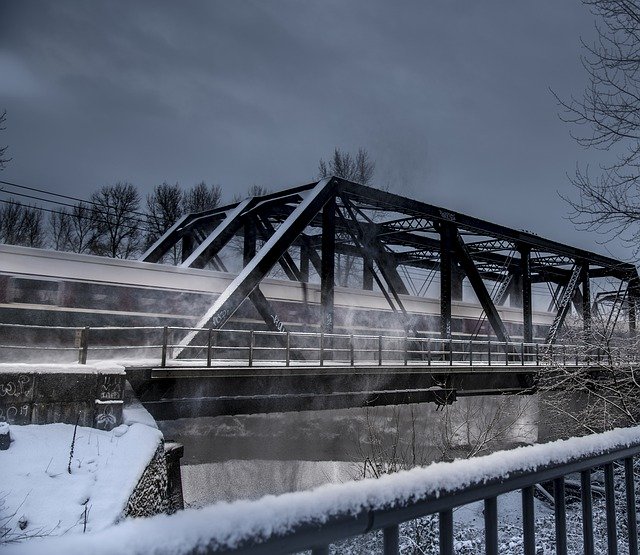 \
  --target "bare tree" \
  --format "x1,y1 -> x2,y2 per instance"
0,200 -> 44,248
146,183 -> 183,263
232,184 -> 271,203
318,147 -> 375,185
318,147 -> 376,286
555,0 -> 640,257
49,203 -> 96,254
0,110 -> 11,171
182,182 -> 222,214
538,317 -> 640,439
90,182 -> 142,258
